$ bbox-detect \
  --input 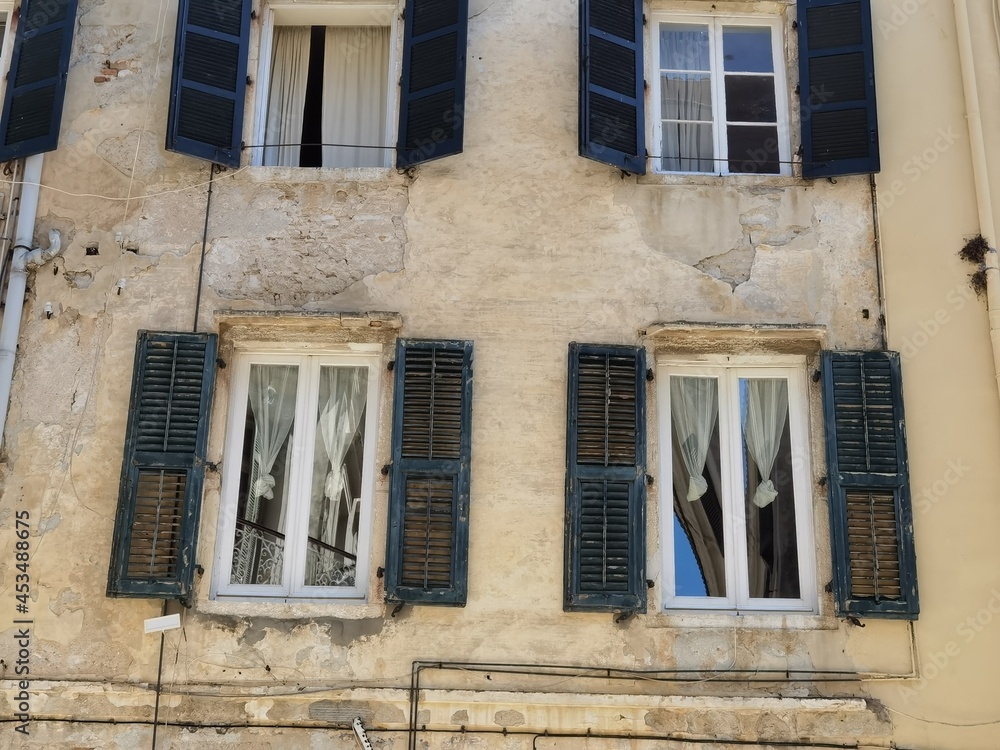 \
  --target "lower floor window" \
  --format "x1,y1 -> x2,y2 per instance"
215,352 -> 380,599
659,359 -> 815,611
